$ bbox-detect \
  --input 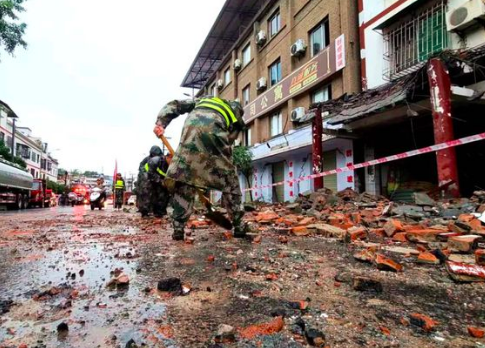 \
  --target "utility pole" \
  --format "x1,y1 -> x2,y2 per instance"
312,107 -> 324,190
11,118 -> 17,157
